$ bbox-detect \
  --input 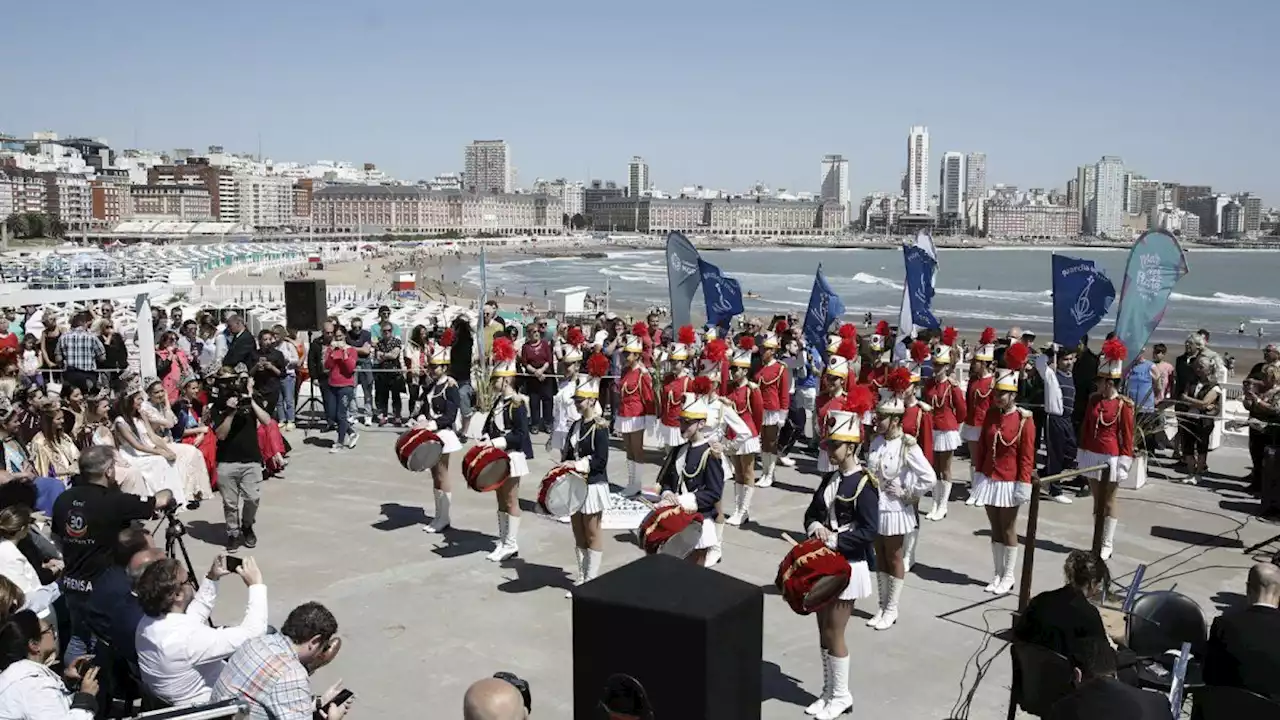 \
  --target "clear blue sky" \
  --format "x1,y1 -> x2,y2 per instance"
5,0 -> 1274,204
